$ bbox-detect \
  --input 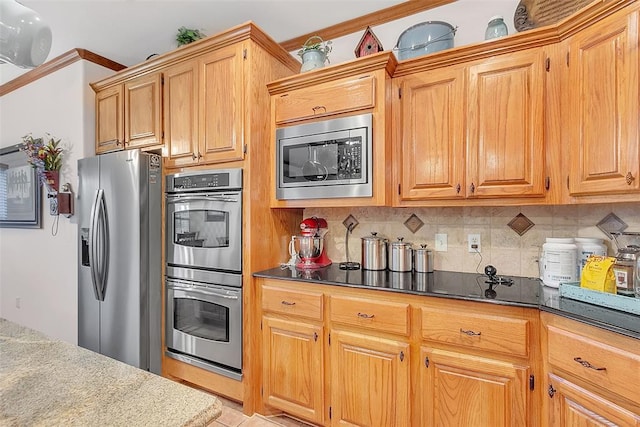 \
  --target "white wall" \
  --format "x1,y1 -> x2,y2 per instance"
0,61 -> 115,343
